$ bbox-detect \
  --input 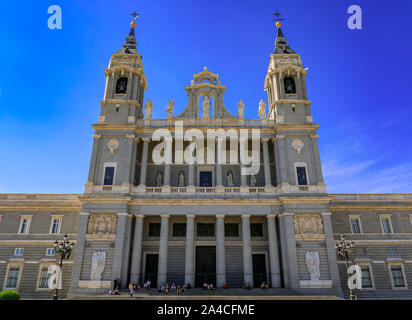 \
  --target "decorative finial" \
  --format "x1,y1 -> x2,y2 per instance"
203,66 -> 208,71
130,10 -> 139,28
273,11 -> 285,28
